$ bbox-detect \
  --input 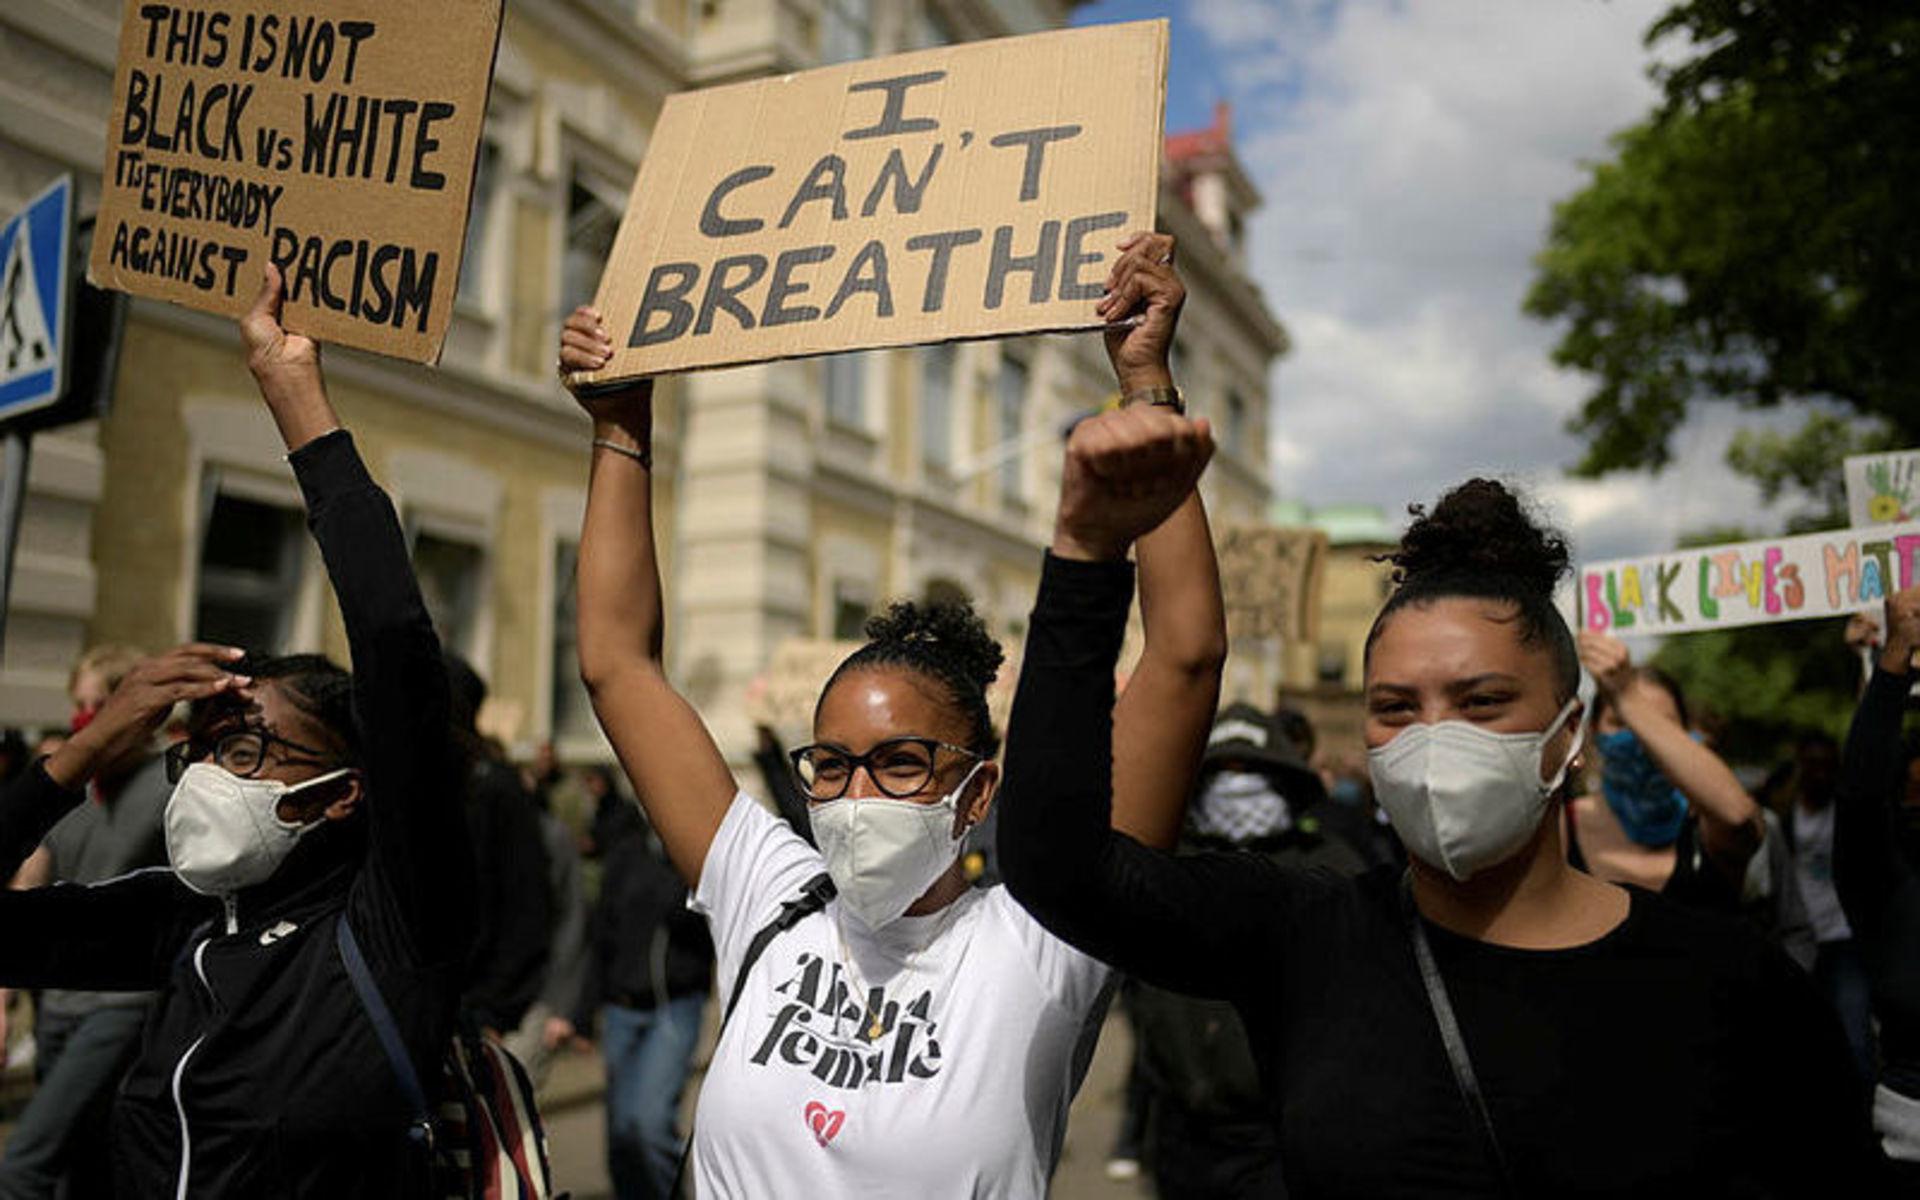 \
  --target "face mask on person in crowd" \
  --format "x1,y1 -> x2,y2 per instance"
1367,699 -> 1579,882
165,762 -> 352,896
69,705 -> 99,734
1193,769 -> 1293,842
1593,728 -> 1690,847
811,761 -> 986,929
